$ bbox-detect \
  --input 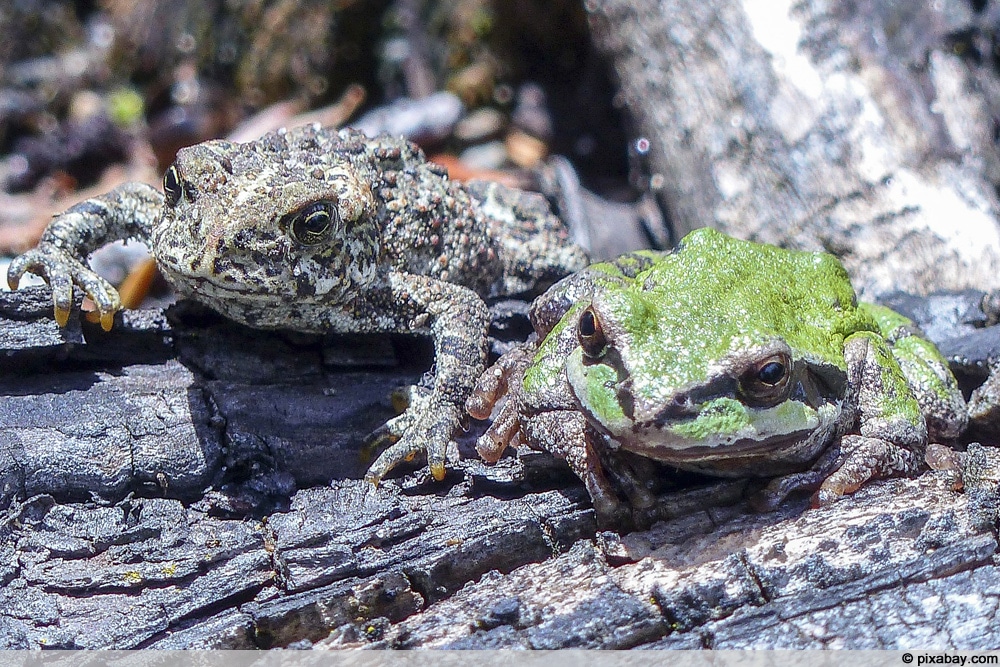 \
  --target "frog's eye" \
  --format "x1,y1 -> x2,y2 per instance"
163,165 -> 183,207
739,353 -> 792,405
578,306 -> 608,358
286,201 -> 339,246
757,360 -> 786,385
